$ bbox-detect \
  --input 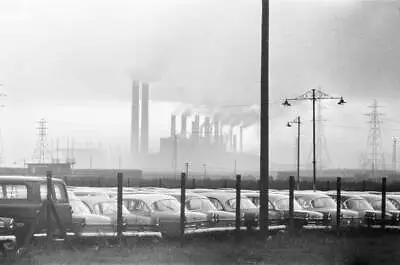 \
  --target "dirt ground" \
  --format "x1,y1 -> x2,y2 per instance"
4,229 -> 400,265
